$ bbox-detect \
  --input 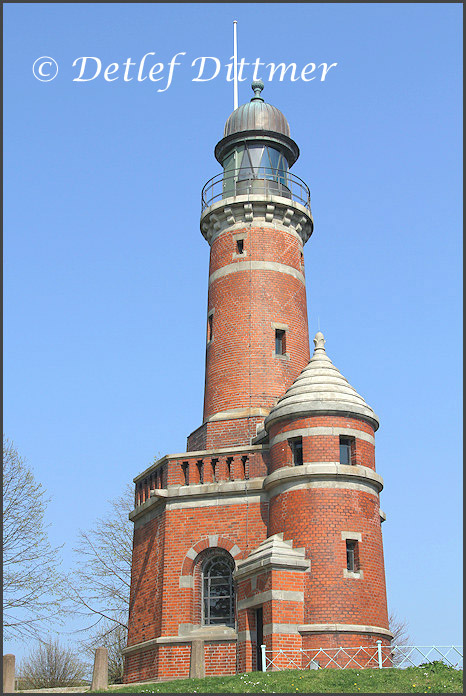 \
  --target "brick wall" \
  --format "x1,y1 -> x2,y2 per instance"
203,225 -> 310,429
267,412 -> 389,634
